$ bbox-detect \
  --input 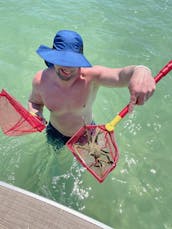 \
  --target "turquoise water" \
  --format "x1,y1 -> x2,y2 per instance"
0,1 -> 172,228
